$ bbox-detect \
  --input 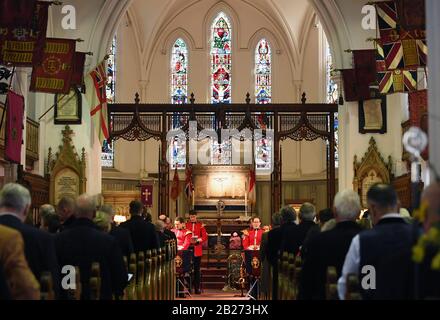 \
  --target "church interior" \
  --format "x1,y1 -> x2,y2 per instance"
0,0 -> 439,302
